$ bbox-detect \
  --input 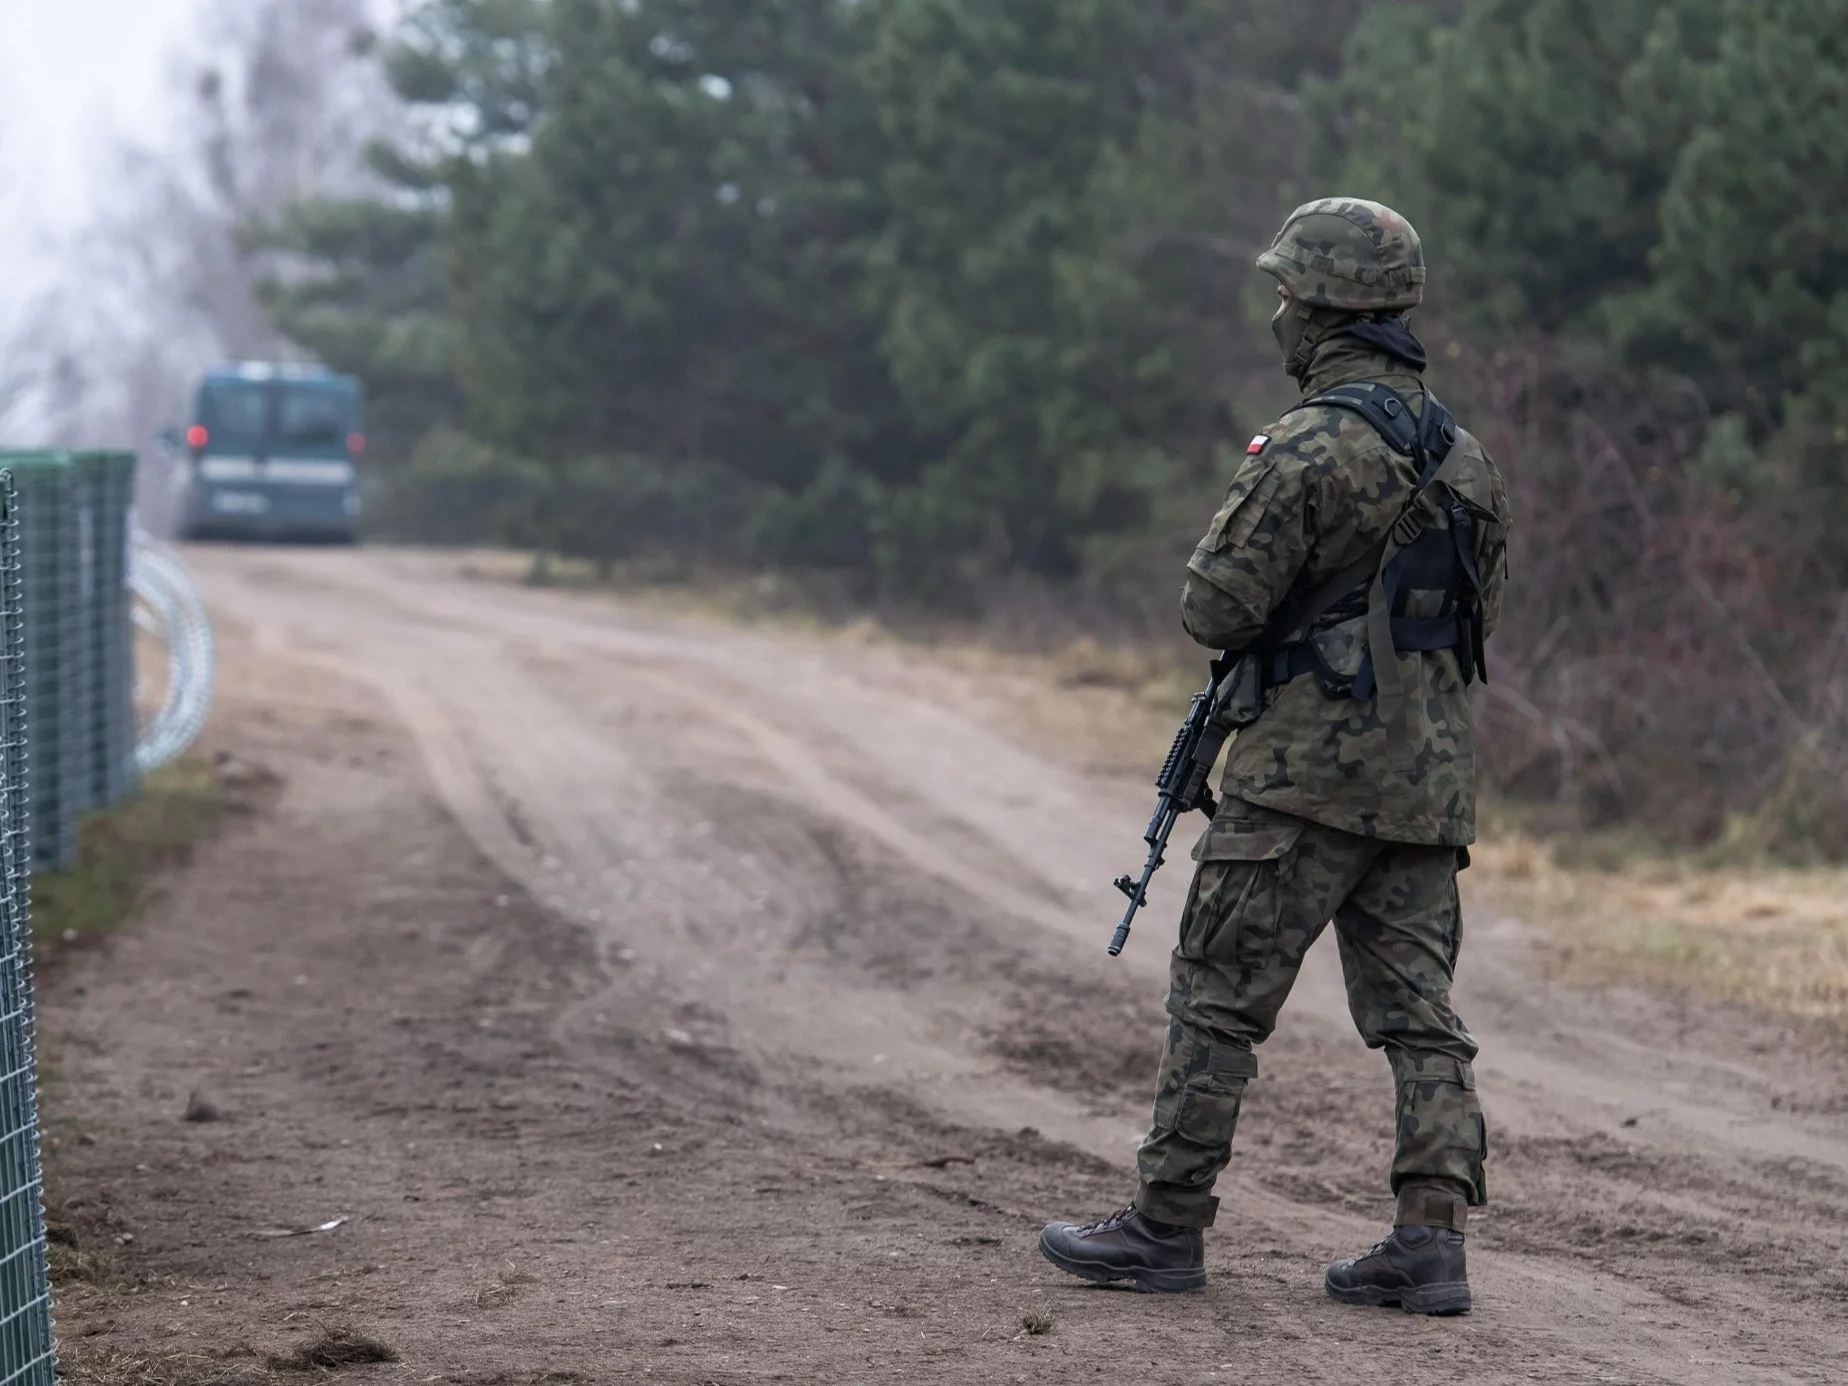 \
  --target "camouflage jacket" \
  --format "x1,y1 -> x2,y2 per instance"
1182,338 -> 1512,845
